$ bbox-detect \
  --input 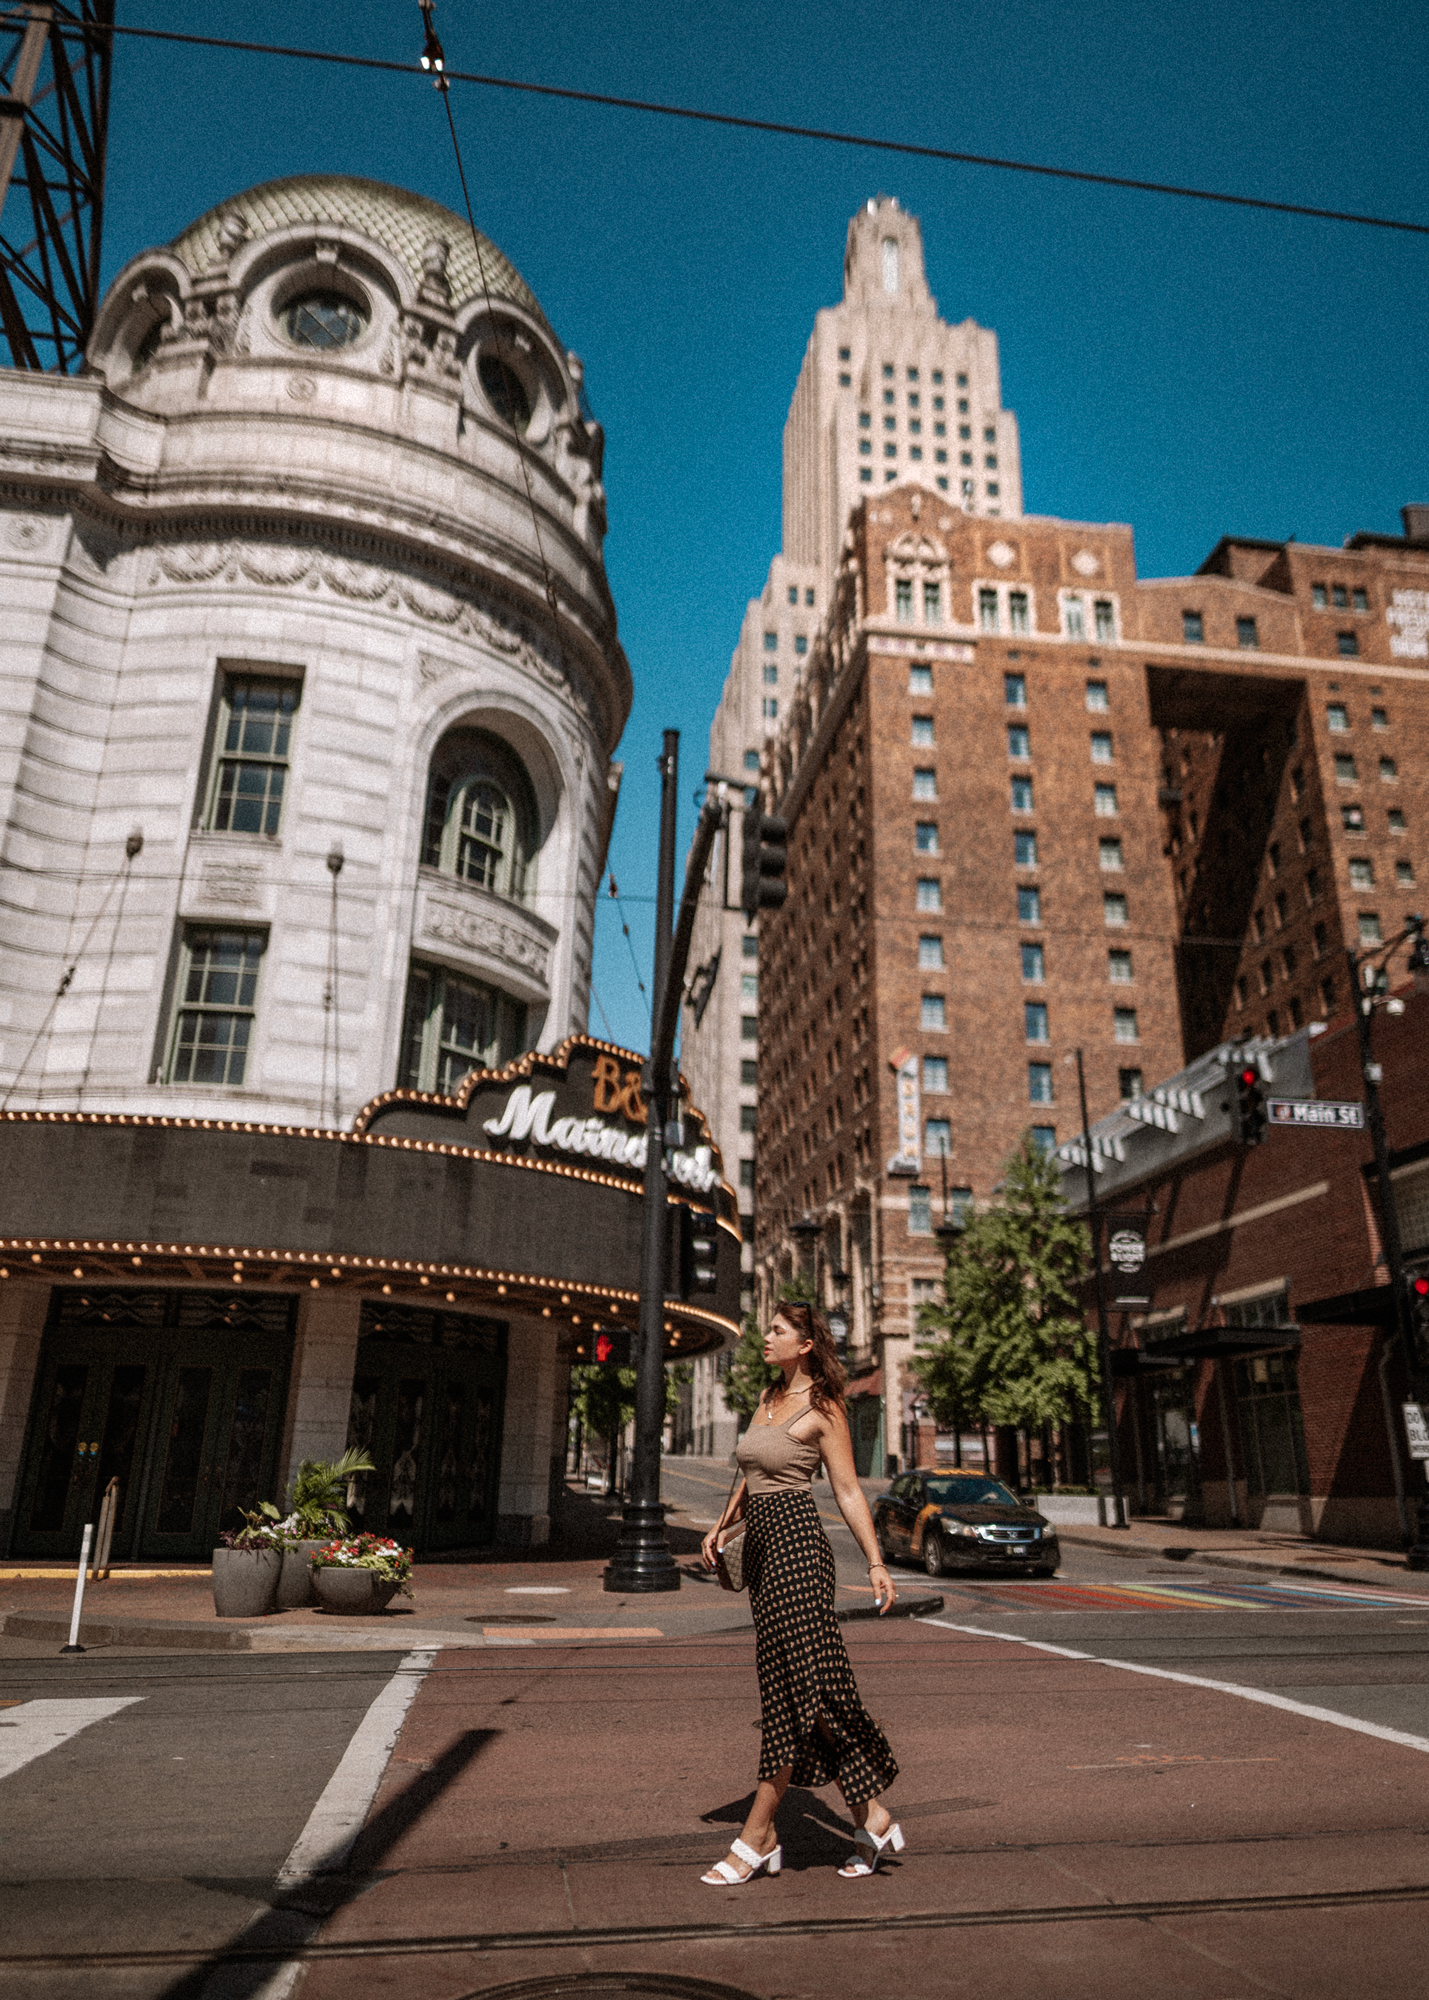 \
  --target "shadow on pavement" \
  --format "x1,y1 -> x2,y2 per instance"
550,1482 -> 709,1564
700,1787 -> 865,1873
